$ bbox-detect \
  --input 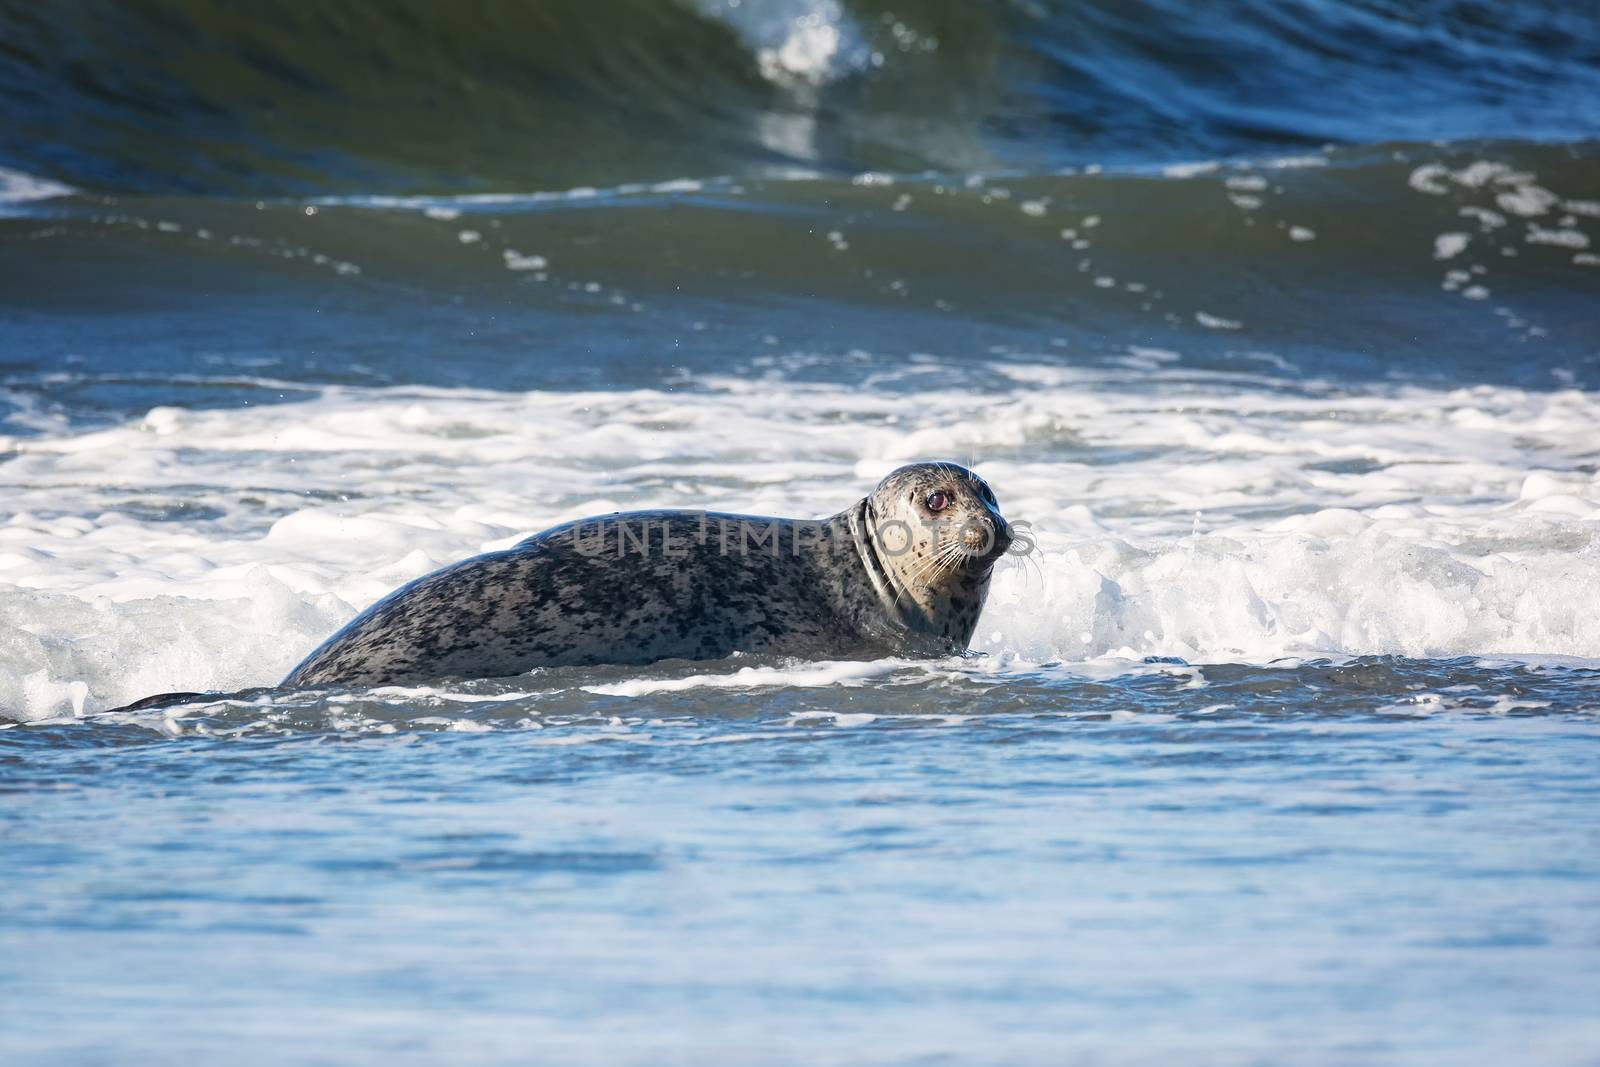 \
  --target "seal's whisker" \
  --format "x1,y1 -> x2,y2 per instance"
903,548 -> 949,590
1004,538 -> 1039,587
1021,551 -> 1044,590
901,538 -> 963,592
894,546 -> 949,604
995,541 -> 1041,591
925,540 -> 966,584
